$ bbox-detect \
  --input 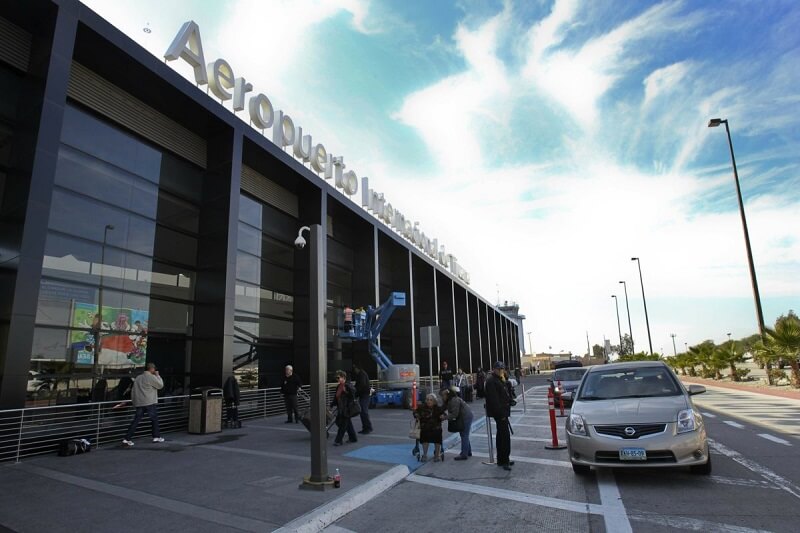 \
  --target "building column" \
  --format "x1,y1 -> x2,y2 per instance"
0,5 -> 77,408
